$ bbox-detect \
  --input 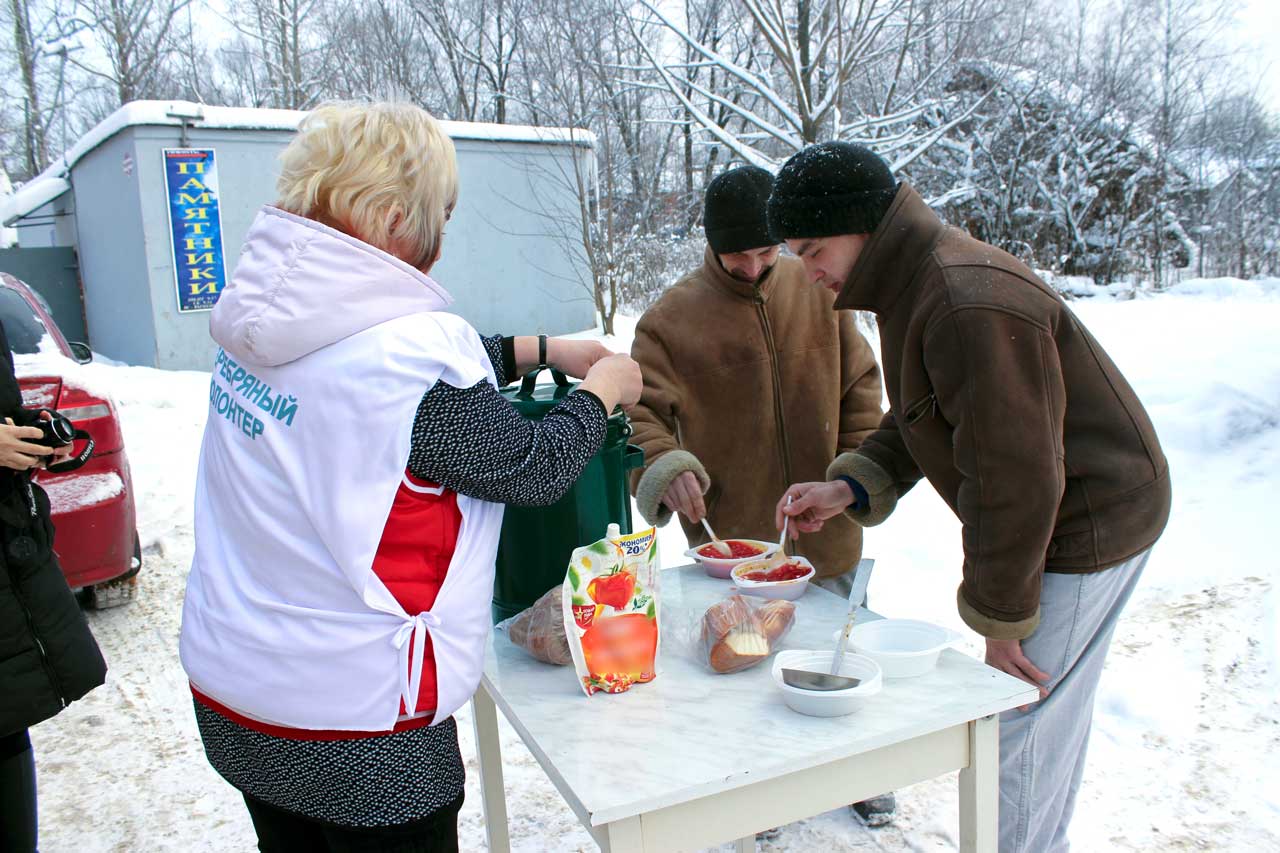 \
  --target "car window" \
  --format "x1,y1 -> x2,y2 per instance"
0,288 -> 50,354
